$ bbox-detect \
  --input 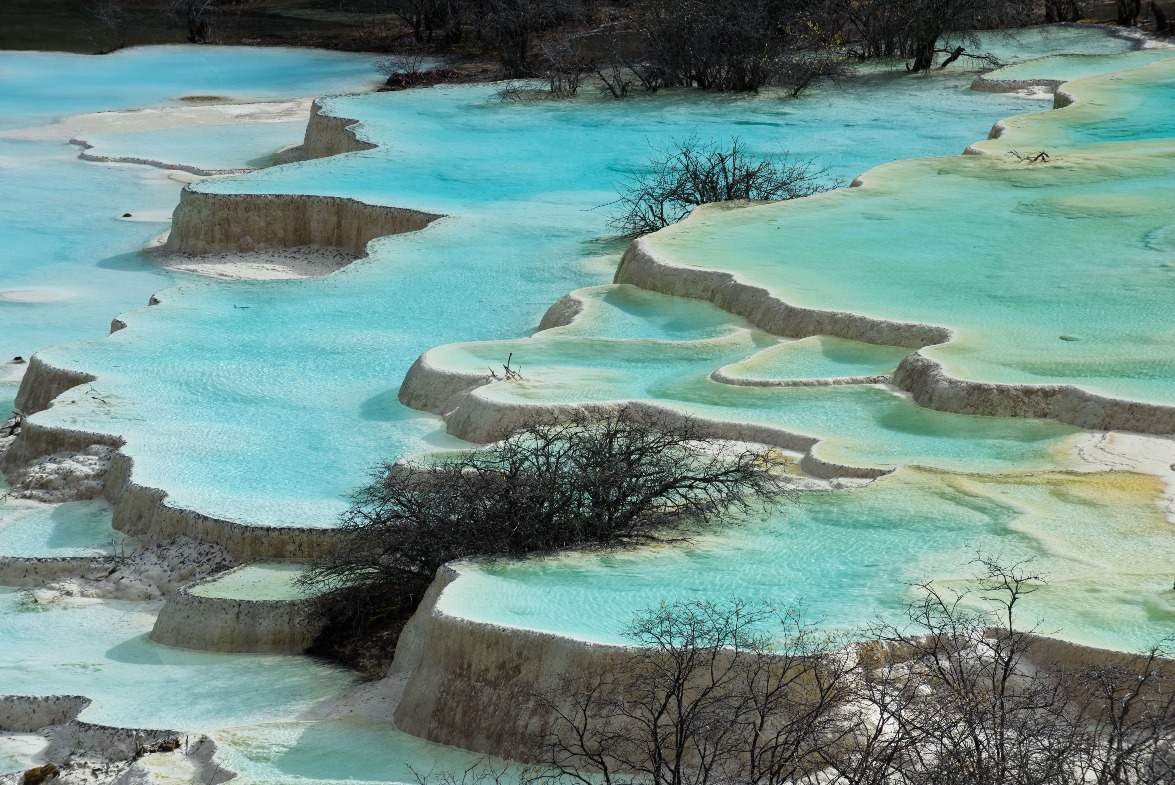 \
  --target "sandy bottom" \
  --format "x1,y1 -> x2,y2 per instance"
151,246 -> 357,281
